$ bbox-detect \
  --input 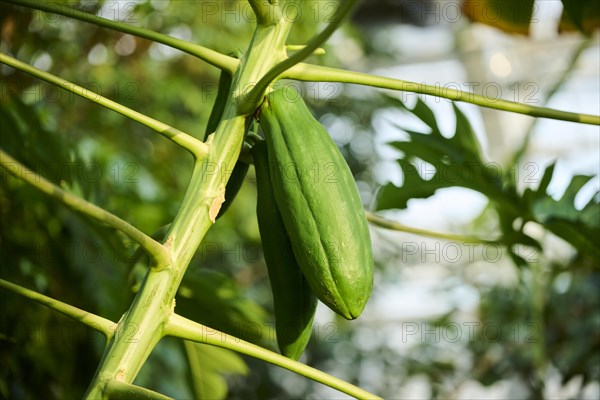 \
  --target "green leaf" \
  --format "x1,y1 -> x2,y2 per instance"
374,96 -> 548,266
1,98 -> 74,184
375,99 -> 600,265
462,0 -> 536,35
531,172 -> 600,259
375,97 -> 504,211
560,0 -> 600,35
376,160 -> 448,210
175,270 -> 272,346
535,162 -> 555,199
533,175 -> 594,223
580,193 -> 600,229
184,341 -> 248,400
